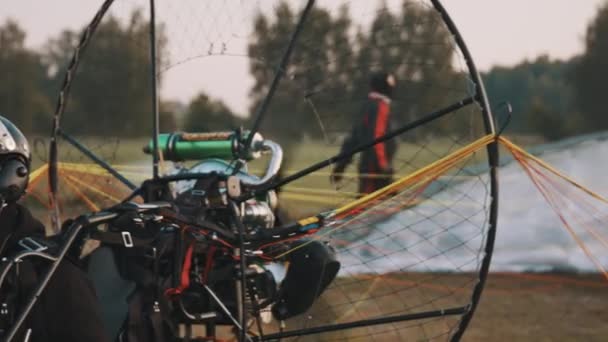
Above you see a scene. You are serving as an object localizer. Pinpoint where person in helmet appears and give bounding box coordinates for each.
[330,72,397,194]
[0,116,110,341]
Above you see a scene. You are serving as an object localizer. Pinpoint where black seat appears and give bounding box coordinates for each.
[88,246,136,340]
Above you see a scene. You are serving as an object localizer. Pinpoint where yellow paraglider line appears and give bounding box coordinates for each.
[282,186,360,198]
[333,134,495,218]
[29,164,49,184]
[279,192,348,205]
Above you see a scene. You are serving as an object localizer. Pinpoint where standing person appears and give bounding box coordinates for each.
[330,72,397,195]
[0,115,110,342]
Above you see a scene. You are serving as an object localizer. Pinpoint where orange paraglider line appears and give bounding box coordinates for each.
[59,170,100,212]
[523,154,608,252]
[26,190,51,209]
[509,148,608,282]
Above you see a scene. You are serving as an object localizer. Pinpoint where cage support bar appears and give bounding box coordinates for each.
[242,0,316,159]
[252,306,468,341]
[48,0,116,233]
[256,96,474,195]
[149,0,161,179]
[58,130,137,190]
[230,202,250,342]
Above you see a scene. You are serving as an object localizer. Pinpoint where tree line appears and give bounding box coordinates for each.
[248,1,464,146]
[1,1,608,142]
[0,10,240,137]
[478,1,608,140]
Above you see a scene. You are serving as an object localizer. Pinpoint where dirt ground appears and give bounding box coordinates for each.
[249,272,608,341]
[465,272,608,342]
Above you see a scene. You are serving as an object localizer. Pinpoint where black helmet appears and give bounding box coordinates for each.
[0,116,31,203]
[370,72,396,98]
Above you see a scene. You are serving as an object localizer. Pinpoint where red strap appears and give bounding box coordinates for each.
[374,101,390,169]
[165,243,194,297]
[201,246,217,284]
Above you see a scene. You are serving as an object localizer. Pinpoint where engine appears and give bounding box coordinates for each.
[136,131,338,335]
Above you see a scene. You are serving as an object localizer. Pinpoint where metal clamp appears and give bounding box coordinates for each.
[191,190,206,197]
[144,247,157,260]
[121,231,134,248]
[18,237,48,252]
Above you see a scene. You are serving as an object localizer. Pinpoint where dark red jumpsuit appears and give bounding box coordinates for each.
[335,92,396,194]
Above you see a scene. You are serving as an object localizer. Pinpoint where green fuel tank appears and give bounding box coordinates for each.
[143,131,262,161]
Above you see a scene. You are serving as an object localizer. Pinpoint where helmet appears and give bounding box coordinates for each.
[0,116,31,203]
[370,71,396,98]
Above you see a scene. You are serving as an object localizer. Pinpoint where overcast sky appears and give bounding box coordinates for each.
[1,0,605,114]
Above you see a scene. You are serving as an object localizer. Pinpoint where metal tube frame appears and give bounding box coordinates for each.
[252,306,468,341]
[429,1,499,341]
[43,0,499,340]
[48,0,116,232]
[149,0,160,179]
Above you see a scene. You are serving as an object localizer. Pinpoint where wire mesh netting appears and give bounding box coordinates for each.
[46,0,497,340]
[25,137,137,230]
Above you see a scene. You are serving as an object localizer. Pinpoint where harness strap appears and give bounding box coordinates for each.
[164,243,194,297]
[126,293,142,342]
[125,292,167,342]
[149,305,166,342]
[90,231,156,248]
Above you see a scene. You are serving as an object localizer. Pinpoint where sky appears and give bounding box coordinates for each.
[1,0,606,115]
